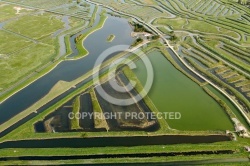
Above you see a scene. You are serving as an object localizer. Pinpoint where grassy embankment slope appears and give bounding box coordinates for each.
[0,139,249,165]
[89,89,109,130]
[70,96,81,130]
[72,9,107,60]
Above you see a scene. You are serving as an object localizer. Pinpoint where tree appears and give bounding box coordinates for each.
[152,35,160,40]
[238,0,248,5]
[170,34,177,41]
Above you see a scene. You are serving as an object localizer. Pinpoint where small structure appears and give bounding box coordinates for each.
[244,146,250,152]
[236,125,246,134]
[143,33,151,37]
[232,118,250,137]
[226,130,237,141]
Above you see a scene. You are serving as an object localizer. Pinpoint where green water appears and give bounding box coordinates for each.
[133,51,234,131]
[206,84,249,130]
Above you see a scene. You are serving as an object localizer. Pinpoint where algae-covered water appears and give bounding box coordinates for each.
[133,51,234,131]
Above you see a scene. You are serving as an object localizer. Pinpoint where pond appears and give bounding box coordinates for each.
[133,51,234,131]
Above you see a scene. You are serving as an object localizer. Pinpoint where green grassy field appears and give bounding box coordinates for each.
[0,10,65,92]
[0,1,92,94]
[4,13,64,40]
[92,0,169,22]
[0,43,55,90]
[154,18,239,38]
[4,0,70,10]
[0,30,32,54]
[0,3,32,22]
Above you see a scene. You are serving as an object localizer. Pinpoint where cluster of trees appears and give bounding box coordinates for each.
[151,35,160,40]
[167,30,178,41]
[170,34,177,41]
[134,23,146,32]
[131,37,143,47]
[130,22,151,33]
[238,0,250,5]
[75,34,84,43]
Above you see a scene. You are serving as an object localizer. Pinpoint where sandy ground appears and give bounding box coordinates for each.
[14,7,23,14]
[13,6,32,14]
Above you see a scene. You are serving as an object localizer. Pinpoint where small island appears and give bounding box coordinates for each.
[106,34,115,42]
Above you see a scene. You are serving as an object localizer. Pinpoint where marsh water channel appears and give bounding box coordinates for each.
[0,135,230,148]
